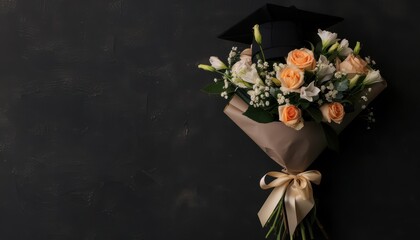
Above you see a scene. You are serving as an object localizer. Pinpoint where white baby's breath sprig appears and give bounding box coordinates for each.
[361,95,368,102]
[248,84,271,108]
[361,107,376,130]
[228,47,239,65]
[334,71,345,79]
[220,91,228,99]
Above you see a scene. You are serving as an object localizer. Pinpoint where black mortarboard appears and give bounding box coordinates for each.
[218,4,343,61]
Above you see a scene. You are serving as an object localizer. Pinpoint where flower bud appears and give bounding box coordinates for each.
[349,74,360,89]
[327,42,339,53]
[198,64,216,72]
[253,24,262,45]
[353,41,361,55]
[209,56,227,70]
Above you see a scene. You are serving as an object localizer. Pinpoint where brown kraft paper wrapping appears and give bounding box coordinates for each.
[223,81,387,173]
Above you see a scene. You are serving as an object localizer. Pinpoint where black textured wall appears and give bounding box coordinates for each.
[0,0,418,239]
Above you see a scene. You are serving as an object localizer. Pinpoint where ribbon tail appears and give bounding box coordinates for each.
[257,184,288,227]
[284,191,298,235]
[284,184,316,236]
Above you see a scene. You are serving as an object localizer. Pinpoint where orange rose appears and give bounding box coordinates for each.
[337,54,368,75]
[277,66,304,91]
[286,48,316,70]
[278,105,304,130]
[320,102,345,124]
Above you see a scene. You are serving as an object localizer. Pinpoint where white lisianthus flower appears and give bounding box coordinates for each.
[209,56,227,70]
[231,57,251,77]
[363,70,383,85]
[316,55,335,82]
[231,58,263,86]
[242,64,263,85]
[337,39,353,57]
[317,29,338,50]
[300,81,321,102]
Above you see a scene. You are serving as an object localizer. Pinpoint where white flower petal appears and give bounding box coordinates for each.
[209,56,227,70]
[300,81,321,102]
[338,39,353,57]
[317,55,336,82]
[363,70,383,85]
[317,29,338,49]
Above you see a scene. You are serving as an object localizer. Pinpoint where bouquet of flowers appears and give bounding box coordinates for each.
[198,10,386,240]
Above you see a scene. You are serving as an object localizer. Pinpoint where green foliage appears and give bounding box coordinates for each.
[304,70,316,84]
[201,81,233,94]
[243,106,276,123]
[335,79,349,92]
[305,107,323,123]
[298,99,310,109]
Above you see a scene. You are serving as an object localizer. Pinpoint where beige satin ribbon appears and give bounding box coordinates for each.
[257,170,321,235]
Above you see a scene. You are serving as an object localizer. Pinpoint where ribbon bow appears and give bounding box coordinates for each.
[257,170,321,235]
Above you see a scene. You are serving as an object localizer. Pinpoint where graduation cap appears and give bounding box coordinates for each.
[218,4,343,61]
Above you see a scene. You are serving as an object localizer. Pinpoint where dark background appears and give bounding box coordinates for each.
[0,0,418,239]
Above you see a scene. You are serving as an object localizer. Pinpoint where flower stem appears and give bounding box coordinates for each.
[306,219,314,240]
[265,198,285,239]
[265,202,280,238]
[315,217,329,240]
[259,44,266,63]
[266,201,281,226]
[300,223,307,240]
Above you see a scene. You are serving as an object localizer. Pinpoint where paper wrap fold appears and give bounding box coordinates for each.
[223,81,387,173]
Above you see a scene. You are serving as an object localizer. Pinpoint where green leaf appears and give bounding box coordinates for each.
[307,41,315,52]
[304,70,315,84]
[201,81,232,94]
[235,88,251,103]
[315,42,323,55]
[335,80,349,91]
[298,99,310,109]
[342,101,355,113]
[321,123,340,153]
[327,51,338,62]
[335,92,343,99]
[243,106,276,123]
[305,107,323,123]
